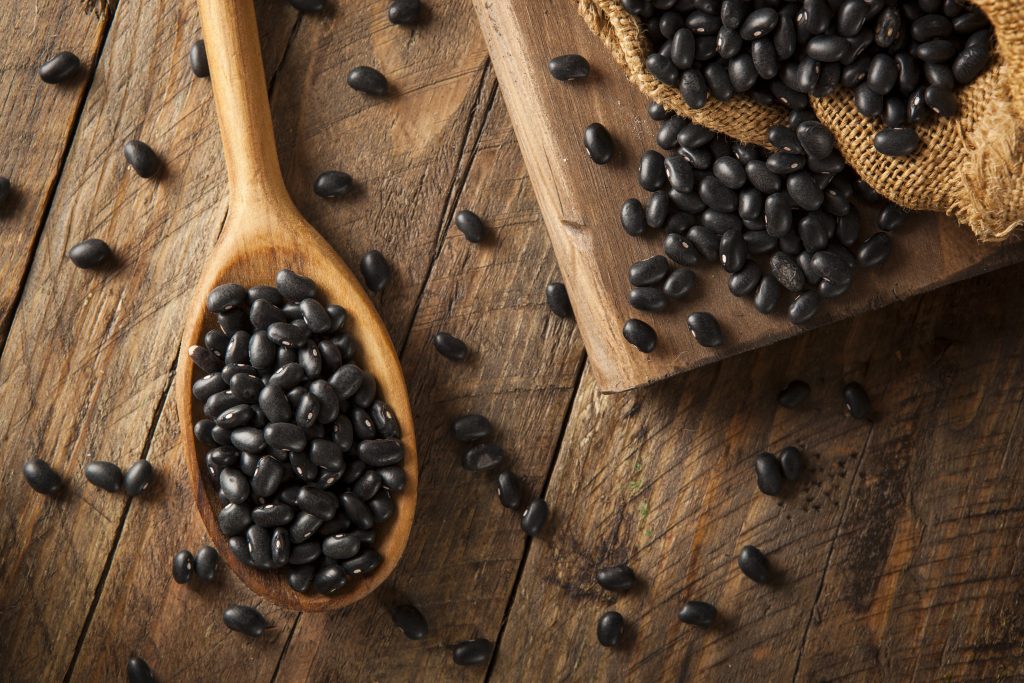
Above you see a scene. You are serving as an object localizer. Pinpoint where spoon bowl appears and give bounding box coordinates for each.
[177,0,416,612]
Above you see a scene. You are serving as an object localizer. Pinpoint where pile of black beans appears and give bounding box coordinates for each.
[189,269,406,596]
[620,106,898,352]
[622,0,994,156]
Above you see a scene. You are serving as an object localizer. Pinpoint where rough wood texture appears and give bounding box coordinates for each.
[179,0,417,612]
[1,0,1023,681]
[489,264,1024,682]
[473,0,1024,392]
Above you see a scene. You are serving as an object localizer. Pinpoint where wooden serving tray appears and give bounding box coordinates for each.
[472,0,1024,392]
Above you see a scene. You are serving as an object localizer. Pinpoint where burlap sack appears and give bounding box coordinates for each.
[579,0,1024,241]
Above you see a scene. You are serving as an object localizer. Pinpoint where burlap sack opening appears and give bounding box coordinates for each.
[579,0,1024,242]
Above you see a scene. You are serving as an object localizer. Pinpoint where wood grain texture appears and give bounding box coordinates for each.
[472,0,1024,392]
[0,0,296,679]
[488,264,1024,682]
[0,2,110,342]
[271,92,585,683]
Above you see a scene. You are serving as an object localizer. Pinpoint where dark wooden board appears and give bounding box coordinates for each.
[473,0,1024,392]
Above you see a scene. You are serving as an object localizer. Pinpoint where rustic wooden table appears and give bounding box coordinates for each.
[1,1,1022,681]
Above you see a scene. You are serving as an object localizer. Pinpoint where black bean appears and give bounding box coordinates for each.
[648,102,670,120]
[388,0,421,25]
[351,407,377,441]
[358,438,405,467]
[548,54,590,81]
[368,493,395,522]
[68,238,113,269]
[23,458,62,495]
[264,422,307,452]
[953,40,990,84]
[288,510,323,544]
[686,311,722,347]
[768,252,804,293]
[347,65,388,95]
[360,250,391,293]
[219,467,250,503]
[274,270,314,302]
[123,460,154,496]
[223,605,269,637]
[620,198,645,236]
[874,127,920,156]
[392,604,428,640]
[843,381,871,419]
[188,545,217,582]
[188,39,210,78]
[788,290,821,325]
[378,466,406,492]
[646,52,679,85]
[329,364,364,399]
[297,486,339,521]
[521,498,548,536]
[288,565,315,592]
[352,470,382,500]
[251,503,293,529]
[738,545,770,583]
[678,600,717,627]
[645,191,670,228]
[452,639,493,666]
[454,209,486,243]
[596,563,637,592]
[218,503,252,536]
[924,84,958,116]
[810,251,853,286]
[126,656,155,683]
[463,443,504,472]
[39,51,80,83]
[290,540,323,565]
[663,267,695,299]
[312,170,354,199]
[755,452,784,496]
[172,549,194,584]
[779,446,803,481]
[679,68,709,108]
[584,123,614,165]
[622,318,657,353]
[494,470,522,509]
[85,461,123,493]
[718,228,747,273]
[343,548,382,575]
[879,203,907,231]
[754,273,781,314]
[728,261,761,297]
[453,414,493,442]
[597,611,625,647]
[432,332,468,361]
[629,286,667,312]
[857,231,891,267]
[777,380,810,408]
[546,282,573,319]
[207,283,246,314]
[123,140,160,179]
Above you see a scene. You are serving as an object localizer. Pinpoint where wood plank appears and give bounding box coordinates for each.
[489,264,1024,681]
[0,2,111,342]
[0,1,297,681]
[270,94,584,682]
[473,0,1024,392]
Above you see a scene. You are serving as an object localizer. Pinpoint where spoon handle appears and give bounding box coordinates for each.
[197,0,287,210]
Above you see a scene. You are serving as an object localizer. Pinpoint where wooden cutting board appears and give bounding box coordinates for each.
[472,0,1024,393]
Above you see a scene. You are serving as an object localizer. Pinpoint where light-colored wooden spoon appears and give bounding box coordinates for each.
[176,0,417,612]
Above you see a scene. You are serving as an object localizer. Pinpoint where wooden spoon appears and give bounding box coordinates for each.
[176,0,417,611]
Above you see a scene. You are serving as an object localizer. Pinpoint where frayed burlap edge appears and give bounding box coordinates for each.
[578,0,1024,242]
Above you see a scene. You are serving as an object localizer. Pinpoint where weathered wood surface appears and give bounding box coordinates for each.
[473,0,1024,392]
[0,0,1021,682]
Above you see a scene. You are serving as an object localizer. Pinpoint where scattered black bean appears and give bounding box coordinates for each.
[686,311,723,347]
[843,381,871,419]
[548,54,590,81]
[39,51,81,84]
[545,282,573,319]
[521,498,548,536]
[454,209,486,243]
[388,0,421,25]
[189,40,209,78]
[23,458,62,495]
[314,171,353,198]
[195,545,219,581]
[779,446,803,481]
[68,238,113,269]
[392,604,428,640]
[857,232,892,267]
[788,290,821,325]
[738,545,770,584]
[126,656,156,683]
[623,318,657,353]
[678,600,717,627]
[584,123,613,164]
[596,563,636,592]
[754,452,784,496]
[777,379,810,408]
[360,250,391,292]
[348,66,388,95]
[85,461,123,493]
[463,443,503,472]
[172,549,194,584]
[496,470,522,509]
[432,332,468,361]
[223,604,269,637]
[123,460,154,496]
[124,140,160,178]
[452,638,493,666]
[452,414,492,442]
[874,127,921,157]
[597,611,625,647]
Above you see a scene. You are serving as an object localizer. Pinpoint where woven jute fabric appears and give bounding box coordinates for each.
[579,0,1024,241]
